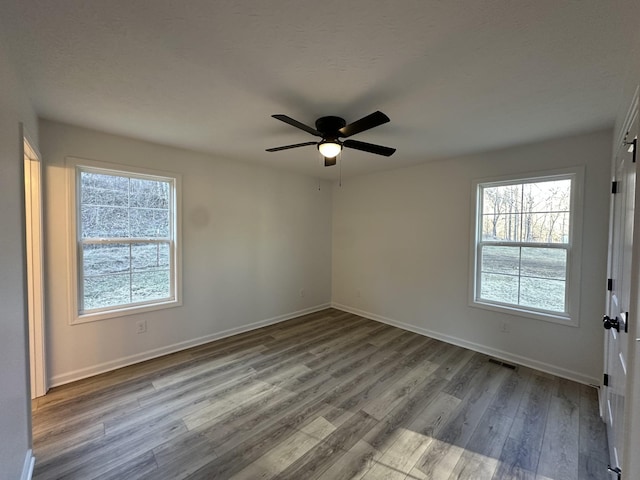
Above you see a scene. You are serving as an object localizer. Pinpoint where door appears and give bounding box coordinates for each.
[603,112,637,478]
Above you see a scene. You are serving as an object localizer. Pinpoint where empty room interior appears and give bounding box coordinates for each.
[2,2,640,479]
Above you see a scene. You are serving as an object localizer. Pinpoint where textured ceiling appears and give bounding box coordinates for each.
[1,1,638,179]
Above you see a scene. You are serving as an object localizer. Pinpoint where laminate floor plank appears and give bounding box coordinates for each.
[181,380,282,430]
[31,309,609,480]
[229,416,336,480]
[363,391,460,480]
[321,343,440,427]
[362,376,451,453]
[487,365,532,418]
[275,410,380,480]
[151,344,267,389]
[146,430,219,480]
[33,381,154,432]
[361,357,437,421]
[97,450,158,480]
[492,375,554,480]
[536,394,580,480]
[315,439,380,480]
[37,417,186,480]
[397,334,435,357]
[33,423,106,464]
[448,409,513,480]
[413,362,509,479]
[307,321,381,358]
[578,385,609,480]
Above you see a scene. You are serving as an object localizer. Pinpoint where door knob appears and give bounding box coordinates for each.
[603,315,620,332]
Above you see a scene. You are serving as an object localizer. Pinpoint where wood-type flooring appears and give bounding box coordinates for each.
[31,309,609,479]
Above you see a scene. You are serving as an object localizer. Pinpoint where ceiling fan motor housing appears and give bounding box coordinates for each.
[315,116,346,140]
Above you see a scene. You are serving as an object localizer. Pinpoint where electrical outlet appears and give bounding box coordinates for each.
[500,320,510,333]
[136,320,147,334]
[299,288,305,298]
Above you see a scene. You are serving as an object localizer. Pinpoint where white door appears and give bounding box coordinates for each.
[603,113,637,479]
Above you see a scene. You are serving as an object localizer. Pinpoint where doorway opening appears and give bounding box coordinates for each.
[23,131,47,399]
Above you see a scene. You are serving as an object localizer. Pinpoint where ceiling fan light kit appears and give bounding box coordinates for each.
[318,141,342,158]
[266,111,396,166]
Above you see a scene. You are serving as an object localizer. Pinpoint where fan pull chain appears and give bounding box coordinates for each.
[339,151,342,187]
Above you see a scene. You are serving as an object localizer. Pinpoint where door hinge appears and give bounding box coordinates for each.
[604,373,609,386]
[612,181,619,194]
[607,465,622,479]
[624,137,636,163]
[607,278,613,291]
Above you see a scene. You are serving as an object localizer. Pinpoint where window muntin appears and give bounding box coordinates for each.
[474,175,576,319]
[71,163,180,321]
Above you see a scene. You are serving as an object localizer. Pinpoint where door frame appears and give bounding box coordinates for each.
[22,125,47,398]
[622,87,640,478]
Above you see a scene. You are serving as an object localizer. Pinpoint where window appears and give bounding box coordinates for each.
[470,168,583,325]
[68,158,181,323]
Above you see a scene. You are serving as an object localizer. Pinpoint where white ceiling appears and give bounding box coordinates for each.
[1,1,638,179]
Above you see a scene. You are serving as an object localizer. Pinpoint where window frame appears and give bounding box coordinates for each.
[469,167,584,327]
[67,157,182,324]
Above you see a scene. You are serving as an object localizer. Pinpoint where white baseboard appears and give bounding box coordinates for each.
[50,303,331,387]
[21,449,35,480]
[333,302,599,386]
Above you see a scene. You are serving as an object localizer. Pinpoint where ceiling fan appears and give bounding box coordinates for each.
[266,111,396,166]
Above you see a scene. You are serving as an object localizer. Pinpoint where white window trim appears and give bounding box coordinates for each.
[468,166,584,327]
[66,156,182,324]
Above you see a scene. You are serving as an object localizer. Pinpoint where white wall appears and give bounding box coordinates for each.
[41,120,332,386]
[332,129,612,384]
[0,40,38,480]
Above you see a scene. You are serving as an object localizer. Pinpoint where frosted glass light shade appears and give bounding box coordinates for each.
[318,141,342,158]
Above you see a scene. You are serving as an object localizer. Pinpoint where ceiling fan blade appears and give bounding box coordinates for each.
[338,111,390,138]
[324,157,337,167]
[266,141,317,152]
[343,139,396,157]
[272,114,322,137]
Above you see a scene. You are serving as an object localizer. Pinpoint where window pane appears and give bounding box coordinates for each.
[130,178,170,209]
[521,247,566,280]
[80,172,128,207]
[130,208,169,237]
[481,213,522,241]
[83,244,130,276]
[81,243,172,310]
[522,180,571,213]
[132,243,170,272]
[520,277,565,312]
[132,270,171,303]
[521,212,570,243]
[480,273,519,305]
[482,184,522,215]
[481,246,520,275]
[83,274,130,310]
[81,205,129,238]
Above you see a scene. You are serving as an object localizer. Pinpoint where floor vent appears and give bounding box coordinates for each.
[488,358,517,370]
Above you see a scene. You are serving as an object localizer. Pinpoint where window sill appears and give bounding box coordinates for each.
[71,298,182,325]
[470,299,578,327]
